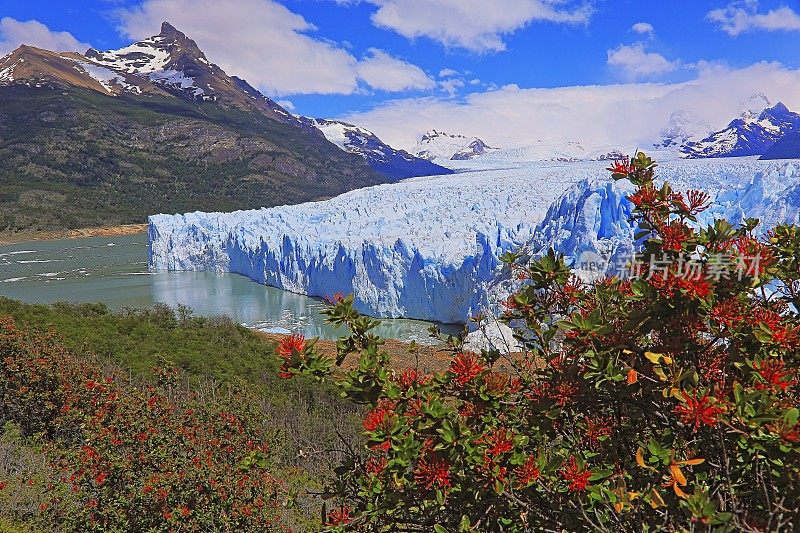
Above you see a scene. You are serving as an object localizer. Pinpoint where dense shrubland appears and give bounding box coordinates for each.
[2,153,799,531]
[0,300,362,531]
[280,153,800,531]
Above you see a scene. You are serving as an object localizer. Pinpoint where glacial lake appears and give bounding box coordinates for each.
[0,234,460,342]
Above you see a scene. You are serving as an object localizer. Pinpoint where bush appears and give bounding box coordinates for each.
[280,153,800,531]
[0,317,285,531]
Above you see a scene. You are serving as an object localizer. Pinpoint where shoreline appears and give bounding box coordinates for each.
[0,224,148,245]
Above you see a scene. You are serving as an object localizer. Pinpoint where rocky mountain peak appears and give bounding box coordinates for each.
[159,21,185,40]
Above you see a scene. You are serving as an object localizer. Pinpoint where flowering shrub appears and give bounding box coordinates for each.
[280,153,800,531]
[0,317,285,531]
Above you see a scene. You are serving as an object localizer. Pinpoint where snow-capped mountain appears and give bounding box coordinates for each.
[412,130,496,161]
[0,22,303,128]
[0,22,387,232]
[301,119,453,180]
[0,44,165,96]
[654,111,712,148]
[681,101,800,158]
[84,22,299,125]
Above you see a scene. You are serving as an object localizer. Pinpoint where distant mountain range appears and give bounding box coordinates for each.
[0,23,394,233]
[654,111,712,149]
[680,96,800,159]
[411,130,497,161]
[300,119,453,181]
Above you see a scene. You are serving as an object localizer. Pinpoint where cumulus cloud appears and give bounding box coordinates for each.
[631,21,654,35]
[356,48,436,91]
[276,99,295,111]
[439,68,460,77]
[607,43,679,78]
[340,62,800,151]
[0,17,91,56]
[358,0,593,52]
[115,0,433,96]
[439,77,465,96]
[708,1,800,35]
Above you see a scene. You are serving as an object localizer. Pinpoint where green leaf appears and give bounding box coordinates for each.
[784,408,799,427]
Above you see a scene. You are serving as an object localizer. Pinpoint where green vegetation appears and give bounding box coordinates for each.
[0,298,363,531]
[282,154,800,531]
[0,86,384,233]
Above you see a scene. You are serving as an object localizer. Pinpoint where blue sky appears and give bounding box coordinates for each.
[1,0,800,146]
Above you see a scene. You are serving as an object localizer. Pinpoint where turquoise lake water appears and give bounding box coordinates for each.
[0,234,459,342]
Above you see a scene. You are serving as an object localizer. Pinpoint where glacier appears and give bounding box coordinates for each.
[149,155,798,325]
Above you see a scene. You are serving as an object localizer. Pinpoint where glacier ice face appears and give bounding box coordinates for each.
[149,156,795,325]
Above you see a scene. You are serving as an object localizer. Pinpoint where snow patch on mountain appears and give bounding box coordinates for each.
[654,111,711,148]
[148,69,205,97]
[304,118,453,180]
[412,130,496,161]
[0,65,14,82]
[86,40,172,74]
[71,60,142,95]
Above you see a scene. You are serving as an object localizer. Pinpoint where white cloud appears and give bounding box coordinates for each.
[356,48,435,91]
[0,17,91,56]
[439,68,459,77]
[607,43,679,78]
[340,62,800,151]
[276,99,295,111]
[439,77,465,96]
[115,0,433,96]
[631,22,654,35]
[469,78,481,85]
[360,0,593,52]
[708,1,800,35]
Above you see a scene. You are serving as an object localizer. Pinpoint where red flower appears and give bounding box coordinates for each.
[95,472,107,485]
[362,404,395,433]
[753,359,796,391]
[674,391,725,431]
[549,380,580,406]
[628,184,659,207]
[698,351,726,384]
[449,353,485,386]
[327,506,352,526]
[768,422,800,444]
[660,221,690,252]
[277,334,306,378]
[687,189,711,214]
[396,368,431,390]
[560,456,592,493]
[677,275,712,299]
[0,481,6,491]
[483,427,515,456]
[180,506,191,517]
[414,456,452,490]
[276,334,306,358]
[370,440,391,452]
[749,307,783,330]
[325,292,346,304]
[514,455,540,487]
[710,299,745,329]
[771,326,799,349]
[366,455,388,477]
[607,158,633,176]
[585,416,613,447]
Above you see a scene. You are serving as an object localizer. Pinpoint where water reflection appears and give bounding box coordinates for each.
[0,234,460,343]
